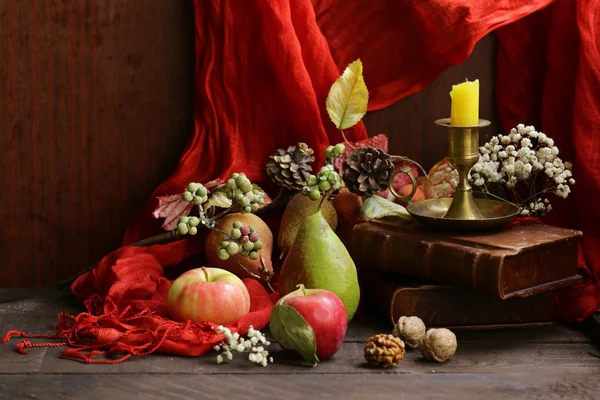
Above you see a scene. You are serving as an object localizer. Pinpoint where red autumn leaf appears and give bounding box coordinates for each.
[203,179,224,192]
[152,179,224,231]
[256,186,273,207]
[354,133,389,153]
[152,194,193,231]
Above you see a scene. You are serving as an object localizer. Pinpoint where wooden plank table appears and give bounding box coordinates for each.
[1,289,599,400]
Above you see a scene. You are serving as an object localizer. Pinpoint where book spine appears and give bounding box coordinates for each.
[500,237,580,297]
[389,286,555,327]
[353,224,502,296]
[359,271,556,328]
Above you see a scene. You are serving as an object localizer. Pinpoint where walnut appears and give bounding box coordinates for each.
[392,316,426,348]
[364,334,405,368]
[419,328,457,363]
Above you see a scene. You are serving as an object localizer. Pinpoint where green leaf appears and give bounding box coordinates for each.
[207,187,232,208]
[326,59,369,130]
[360,195,412,221]
[270,304,319,366]
[251,184,268,200]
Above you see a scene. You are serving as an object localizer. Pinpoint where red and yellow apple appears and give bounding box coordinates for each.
[167,267,250,325]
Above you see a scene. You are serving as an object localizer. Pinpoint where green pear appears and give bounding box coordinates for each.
[278,193,337,257]
[278,210,359,321]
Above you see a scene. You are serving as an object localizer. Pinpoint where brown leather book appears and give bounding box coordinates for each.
[361,272,556,329]
[352,221,582,299]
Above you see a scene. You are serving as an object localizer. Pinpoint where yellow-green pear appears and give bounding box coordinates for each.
[278,210,359,321]
[278,193,337,257]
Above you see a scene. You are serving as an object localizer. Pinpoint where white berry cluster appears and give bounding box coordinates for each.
[213,325,273,367]
[469,124,574,217]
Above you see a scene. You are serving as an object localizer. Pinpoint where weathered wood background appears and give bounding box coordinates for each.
[0,1,498,288]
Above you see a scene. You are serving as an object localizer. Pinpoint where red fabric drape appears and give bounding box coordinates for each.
[7,0,596,361]
[496,0,600,321]
[123,0,556,244]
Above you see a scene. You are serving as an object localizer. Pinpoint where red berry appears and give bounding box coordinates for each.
[249,232,260,242]
[241,236,249,244]
[240,226,250,235]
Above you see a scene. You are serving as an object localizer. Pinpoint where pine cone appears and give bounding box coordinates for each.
[342,147,394,196]
[364,334,405,368]
[266,143,315,191]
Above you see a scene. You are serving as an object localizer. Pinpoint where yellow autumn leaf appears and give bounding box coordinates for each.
[326,59,369,130]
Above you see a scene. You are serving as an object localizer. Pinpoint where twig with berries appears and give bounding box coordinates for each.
[175,176,273,286]
[215,222,264,261]
[176,173,265,236]
[302,144,345,209]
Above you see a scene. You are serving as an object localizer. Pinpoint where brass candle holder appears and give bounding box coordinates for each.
[401,117,520,231]
[436,118,489,220]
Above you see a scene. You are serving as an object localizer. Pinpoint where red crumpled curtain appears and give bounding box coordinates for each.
[496,0,600,321]
[11,0,597,361]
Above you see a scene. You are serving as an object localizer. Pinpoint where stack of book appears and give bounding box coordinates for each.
[352,221,583,329]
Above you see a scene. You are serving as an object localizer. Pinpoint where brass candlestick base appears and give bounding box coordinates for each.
[402,117,519,231]
[435,118,490,220]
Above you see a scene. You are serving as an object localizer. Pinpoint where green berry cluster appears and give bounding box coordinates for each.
[226,173,253,193]
[217,221,264,261]
[301,164,342,201]
[325,143,346,161]
[177,216,201,236]
[182,183,209,206]
[225,173,265,213]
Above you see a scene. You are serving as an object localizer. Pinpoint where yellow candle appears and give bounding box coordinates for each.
[450,79,479,126]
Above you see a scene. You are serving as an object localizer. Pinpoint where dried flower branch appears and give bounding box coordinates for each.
[470,124,575,217]
[213,325,273,367]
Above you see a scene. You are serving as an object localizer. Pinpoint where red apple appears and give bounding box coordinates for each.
[167,267,250,325]
[270,285,347,363]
